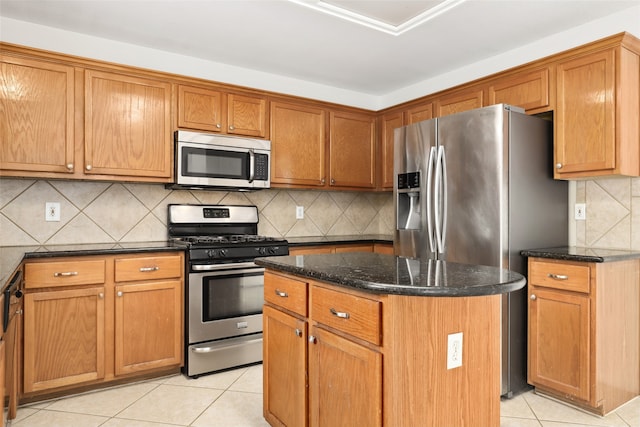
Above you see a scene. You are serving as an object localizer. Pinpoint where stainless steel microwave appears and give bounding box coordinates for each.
[170,130,271,191]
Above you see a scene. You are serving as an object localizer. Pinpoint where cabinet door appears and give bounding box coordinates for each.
[263,305,308,427]
[329,111,376,189]
[405,102,433,124]
[227,93,267,138]
[0,55,75,174]
[178,85,224,132]
[488,67,551,113]
[270,101,327,187]
[114,280,182,375]
[309,327,382,427]
[555,50,615,177]
[435,87,484,117]
[380,112,403,189]
[23,287,105,393]
[528,287,590,401]
[84,69,172,180]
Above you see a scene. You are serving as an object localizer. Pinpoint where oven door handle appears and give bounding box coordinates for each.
[191,262,259,272]
[191,337,263,353]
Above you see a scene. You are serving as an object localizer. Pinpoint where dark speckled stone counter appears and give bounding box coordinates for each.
[286,234,392,247]
[521,246,640,263]
[255,252,525,297]
[0,242,184,289]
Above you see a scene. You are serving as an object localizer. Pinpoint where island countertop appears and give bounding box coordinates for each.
[255,252,525,297]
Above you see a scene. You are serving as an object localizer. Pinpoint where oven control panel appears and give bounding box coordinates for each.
[203,208,230,218]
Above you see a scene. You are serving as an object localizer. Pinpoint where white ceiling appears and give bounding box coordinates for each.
[1,0,638,96]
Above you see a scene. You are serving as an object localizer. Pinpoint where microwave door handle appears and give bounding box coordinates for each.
[248,149,255,183]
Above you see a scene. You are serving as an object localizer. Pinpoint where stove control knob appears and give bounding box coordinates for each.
[207,249,216,258]
[268,247,278,255]
[258,247,267,255]
[219,249,228,257]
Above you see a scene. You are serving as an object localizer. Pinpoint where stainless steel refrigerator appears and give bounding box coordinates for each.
[394,104,568,397]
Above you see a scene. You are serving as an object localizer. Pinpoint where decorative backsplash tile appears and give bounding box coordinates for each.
[0,178,394,246]
[7,176,637,250]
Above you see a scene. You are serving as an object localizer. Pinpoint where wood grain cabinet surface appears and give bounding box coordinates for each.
[22,252,184,399]
[178,85,268,138]
[527,257,640,415]
[554,39,640,178]
[263,270,502,427]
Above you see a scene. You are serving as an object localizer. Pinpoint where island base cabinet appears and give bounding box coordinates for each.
[309,327,382,427]
[263,305,308,427]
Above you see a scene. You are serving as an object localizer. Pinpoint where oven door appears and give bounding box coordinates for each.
[188,263,265,344]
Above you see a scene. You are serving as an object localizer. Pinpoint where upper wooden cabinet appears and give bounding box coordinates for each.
[177,85,268,138]
[434,86,485,117]
[270,100,376,190]
[84,69,173,179]
[270,100,327,187]
[405,102,434,124]
[329,110,376,189]
[379,112,403,190]
[487,67,552,114]
[554,43,640,178]
[0,55,75,174]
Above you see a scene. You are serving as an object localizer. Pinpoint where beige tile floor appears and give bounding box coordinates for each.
[4,363,639,427]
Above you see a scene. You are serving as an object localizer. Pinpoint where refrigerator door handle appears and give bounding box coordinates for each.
[426,146,437,253]
[434,146,447,255]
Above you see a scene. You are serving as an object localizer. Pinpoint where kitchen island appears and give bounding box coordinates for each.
[256,252,525,427]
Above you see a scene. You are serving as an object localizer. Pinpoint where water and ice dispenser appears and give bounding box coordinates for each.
[396,171,421,230]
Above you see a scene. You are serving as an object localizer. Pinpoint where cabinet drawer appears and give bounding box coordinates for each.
[529,260,591,293]
[25,260,106,289]
[264,272,308,317]
[311,285,381,345]
[115,255,182,282]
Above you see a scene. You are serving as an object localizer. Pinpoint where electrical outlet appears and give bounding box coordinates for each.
[447,332,463,369]
[45,202,61,222]
[575,203,586,220]
[296,206,304,219]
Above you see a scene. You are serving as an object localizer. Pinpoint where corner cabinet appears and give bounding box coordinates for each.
[554,39,640,178]
[177,85,268,138]
[22,252,184,398]
[527,257,640,415]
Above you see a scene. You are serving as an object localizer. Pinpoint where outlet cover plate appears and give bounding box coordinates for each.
[45,202,61,222]
[447,332,463,369]
[575,203,586,220]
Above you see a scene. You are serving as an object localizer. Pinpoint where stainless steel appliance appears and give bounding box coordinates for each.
[394,104,568,397]
[169,130,271,191]
[168,204,289,377]
[3,268,23,420]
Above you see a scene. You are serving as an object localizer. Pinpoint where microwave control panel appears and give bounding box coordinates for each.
[255,154,269,181]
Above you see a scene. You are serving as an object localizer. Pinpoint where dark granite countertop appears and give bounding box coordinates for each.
[255,252,525,297]
[521,246,640,263]
[0,242,184,289]
[286,234,393,246]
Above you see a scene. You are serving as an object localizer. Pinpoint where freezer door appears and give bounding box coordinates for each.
[394,118,437,259]
[436,105,508,267]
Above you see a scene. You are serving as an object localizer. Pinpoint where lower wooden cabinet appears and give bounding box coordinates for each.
[527,257,640,415]
[22,252,184,397]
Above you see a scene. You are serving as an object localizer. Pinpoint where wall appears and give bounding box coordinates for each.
[0,178,394,246]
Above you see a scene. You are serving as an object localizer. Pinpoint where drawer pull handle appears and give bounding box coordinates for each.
[295,328,303,337]
[274,289,288,298]
[548,273,568,280]
[139,266,159,272]
[330,308,350,319]
[54,271,78,277]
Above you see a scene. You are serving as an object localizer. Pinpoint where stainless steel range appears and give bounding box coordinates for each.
[168,204,289,377]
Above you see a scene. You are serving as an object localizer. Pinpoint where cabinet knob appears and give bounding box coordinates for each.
[321,178,326,184]
[99,293,104,299]
[530,294,536,300]
[216,123,221,129]
[86,164,93,171]
[66,163,74,171]
[308,335,317,344]
[117,291,123,297]
[229,125,235,131]
[330,179,335,185]
[555,163,563,169]
[295,328,303,337]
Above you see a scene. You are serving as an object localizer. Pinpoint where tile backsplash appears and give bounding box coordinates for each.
[3,176,639,250]
[0,178,395,246]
